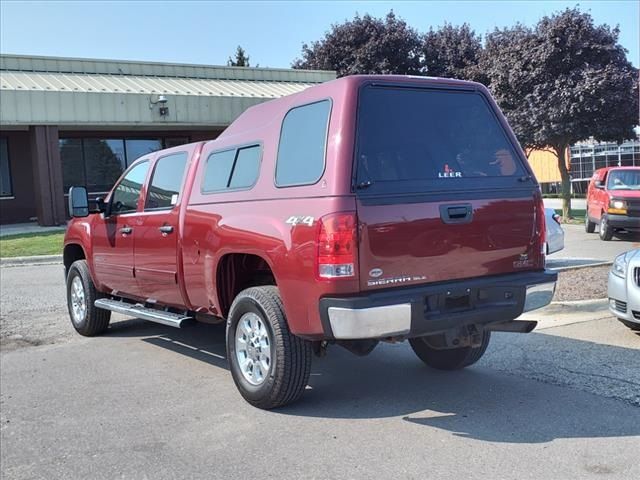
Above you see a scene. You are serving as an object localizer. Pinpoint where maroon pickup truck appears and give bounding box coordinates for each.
[64,75,557,409]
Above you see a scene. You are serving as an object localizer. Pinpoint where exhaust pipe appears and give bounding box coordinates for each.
[487,320,537,333]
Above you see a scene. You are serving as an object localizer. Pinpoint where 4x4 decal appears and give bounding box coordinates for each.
[285,215,315,226]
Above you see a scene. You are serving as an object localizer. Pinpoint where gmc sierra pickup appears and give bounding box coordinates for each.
[64,75,557,409]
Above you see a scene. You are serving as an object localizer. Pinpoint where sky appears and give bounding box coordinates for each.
[1,0,638,68]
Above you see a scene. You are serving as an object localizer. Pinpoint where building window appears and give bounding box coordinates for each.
[126,139,163,164]
[275,100,331,187]
[60,136,185,194]
[164,137,190,149]
[60,139,85,192]
[568,141,640,182]
[84,139,126,192]
[0,138,13,197]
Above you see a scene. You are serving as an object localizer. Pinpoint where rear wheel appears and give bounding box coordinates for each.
[409,331,491,370]
[585,214,596,233]
[226,286,312,409]
[599,214,613,241]
[66,260,111,336]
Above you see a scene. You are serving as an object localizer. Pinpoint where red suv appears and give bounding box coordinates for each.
[64,75,556,409]
[585,167,640,240]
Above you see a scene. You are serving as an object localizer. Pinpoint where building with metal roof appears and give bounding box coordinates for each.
[0,54,335,225]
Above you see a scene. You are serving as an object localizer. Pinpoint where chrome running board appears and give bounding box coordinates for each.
[94,298,191,328]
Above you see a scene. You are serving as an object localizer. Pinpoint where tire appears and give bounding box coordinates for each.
[585,214,596,233]
[409,331,491,371]
[599,214,613,241]
[226,286,312,409]
[66,260,111,336]
[619,319,640,332]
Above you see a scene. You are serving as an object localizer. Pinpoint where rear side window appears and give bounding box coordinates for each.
[146,152,188,210]
[275,100,331,187]
[202,144,261,193]
[111,161,149,214]
[355,86,524,192]
[229,146,261,189]
[202,149,236,192]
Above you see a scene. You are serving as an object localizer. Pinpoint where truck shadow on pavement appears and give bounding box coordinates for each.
[105,318,640,444]
[106,317,229,370]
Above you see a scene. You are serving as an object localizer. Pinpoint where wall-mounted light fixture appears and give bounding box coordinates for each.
[149,94,169,116]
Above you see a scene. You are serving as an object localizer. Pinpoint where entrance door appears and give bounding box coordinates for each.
[92,160,151,298]
[134,151,189,307]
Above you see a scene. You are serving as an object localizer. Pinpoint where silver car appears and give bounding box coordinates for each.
[608,248,640,331]
[545,208,565,255]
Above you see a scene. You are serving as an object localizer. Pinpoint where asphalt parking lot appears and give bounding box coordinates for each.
[551,224,640,262]
[1,263,639,480]
[542,198,640,263]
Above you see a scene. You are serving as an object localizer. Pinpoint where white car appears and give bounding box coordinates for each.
[608,249,640,331]
[545,208,565,255]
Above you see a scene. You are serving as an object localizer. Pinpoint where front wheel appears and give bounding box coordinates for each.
[226,286,312,409]
[585,214,596,233]
[599,214,613,241]
[409,331,491,370]
[66,260,111,336]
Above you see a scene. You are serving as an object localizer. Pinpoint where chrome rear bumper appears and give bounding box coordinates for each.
[328,304,411,339]
[321,270,557,340]
[523,282,556,313]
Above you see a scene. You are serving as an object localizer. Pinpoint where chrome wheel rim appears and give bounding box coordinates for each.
[235,312,272,386]
[70,276,87,324]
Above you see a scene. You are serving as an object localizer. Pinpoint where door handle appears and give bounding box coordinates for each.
[120,226,133,235]
[439,204,473,224]
[159,225,174,235]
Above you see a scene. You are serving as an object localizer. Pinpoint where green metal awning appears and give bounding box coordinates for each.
[0,54,335,127]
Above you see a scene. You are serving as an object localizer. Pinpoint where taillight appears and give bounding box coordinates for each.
[534,191,547,263]
[316,212,358,279]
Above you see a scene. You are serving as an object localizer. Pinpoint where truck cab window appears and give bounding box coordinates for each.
[111,160,149,214]
[146,152,188,209]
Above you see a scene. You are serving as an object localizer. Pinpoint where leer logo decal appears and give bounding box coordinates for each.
[438,163,462,178]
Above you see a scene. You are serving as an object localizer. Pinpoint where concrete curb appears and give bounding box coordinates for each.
[547,259,613,272]
[1,255,63,267]
[0,227,66,238]
[518,298,610,330]
[552,298,608,307]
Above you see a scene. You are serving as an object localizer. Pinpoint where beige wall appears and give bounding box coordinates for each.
[526,148,570,183]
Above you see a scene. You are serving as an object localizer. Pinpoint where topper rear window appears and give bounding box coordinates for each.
[354,86,524,192]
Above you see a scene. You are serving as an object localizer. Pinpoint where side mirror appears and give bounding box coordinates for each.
[68,186,89,217]
[595,180,604,189]
[91,196,106,213]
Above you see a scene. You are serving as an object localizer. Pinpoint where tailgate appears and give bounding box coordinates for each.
[357,194,538,291]
[353,82,543,292]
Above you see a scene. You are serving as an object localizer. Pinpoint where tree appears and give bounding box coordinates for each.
[482,8,638,218]
[228,46,250,67]
[422,23,485,82]
[293,11,422,77]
